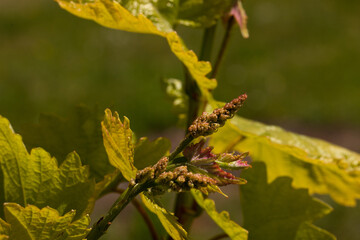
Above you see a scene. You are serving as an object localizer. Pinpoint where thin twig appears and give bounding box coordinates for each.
[115,188,159,240]
[86,183,147,240]
[168,134,194,162]
[209,233,229,240]
[211,17,235,79]
[200,24,217,61]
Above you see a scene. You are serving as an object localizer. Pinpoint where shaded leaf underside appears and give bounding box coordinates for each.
[240,162,336,240]
[134,137,171,169]
[20,106,114,183]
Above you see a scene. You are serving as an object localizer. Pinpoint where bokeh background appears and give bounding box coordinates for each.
[1,0,360,239]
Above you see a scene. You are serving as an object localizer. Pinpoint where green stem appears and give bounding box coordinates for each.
[173,192,203,230]
[184,24,217,132]
[211,16,235,79]
[184,67,201,131]
[171,25,217,236]
[115,188,159,240]
[200,24,217,61]
[86,184,146,240]
[168,134,194,162]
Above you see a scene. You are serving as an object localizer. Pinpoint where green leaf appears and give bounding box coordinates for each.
[191,189,248,240]
[210,115,360,206]
[141,193,187,240]
[0,218,10,238]
[177,0,234,28]
[120,0,178,32]
[240,162,336,240]
[134,137,171,169]
[295,223,336,240]
[55,0,217,98]
[102,109,137,181]
[0,115,95,219]
[1,203,90,240]
[20,106,114,182]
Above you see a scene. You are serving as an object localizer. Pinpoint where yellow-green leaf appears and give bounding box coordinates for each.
[0,218,10,239]
[0,116,95,219]
[101,109,136,181]
[210,115,360,206]
[2,203,90,240]
[191,189,248,240]
[141,193,187,240]
[55,0,217,97]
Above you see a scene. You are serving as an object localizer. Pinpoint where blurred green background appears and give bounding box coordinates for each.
[1,0,360,239]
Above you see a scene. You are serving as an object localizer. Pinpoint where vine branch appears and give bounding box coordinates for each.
[172,25,218,235]
[114,188,159,240]
[86,183,147,240]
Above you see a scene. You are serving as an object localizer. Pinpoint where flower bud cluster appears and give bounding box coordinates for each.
[131,157,169,185]
[183,140,250,186]
[188,94,247,138]
[130,156,217,195]
[153,166,217,194]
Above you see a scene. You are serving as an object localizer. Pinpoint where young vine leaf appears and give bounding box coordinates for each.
[20,106,114,183]
[209,110,360,206]
[0,218,10,239]
[101,109,136,181]
[101,109,190,238]
[295,223,337,240]
[0,203,90,240]
[134,137,171,170]
[141,193,187,240]
[0,116,96,219]
[177,0,234,28]
[240,162,336,240]
[191,189,248,240]
[55,0,217,98]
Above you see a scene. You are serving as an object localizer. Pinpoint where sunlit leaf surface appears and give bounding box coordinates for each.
[0,116,95,219]
[102,109,136,181]
[1,203,90,240]
[141,193,187,240]
[210,114,360,206]
[240,162,336,240]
